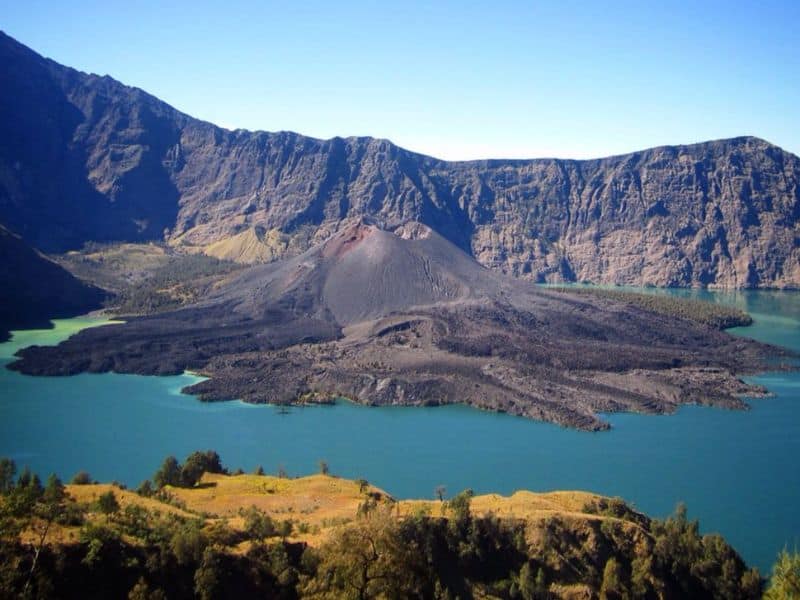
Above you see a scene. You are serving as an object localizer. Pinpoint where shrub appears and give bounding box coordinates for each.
[240,506,276,542]
[97,490,120,515]
[71,471,92,485]
[551,287,752,329]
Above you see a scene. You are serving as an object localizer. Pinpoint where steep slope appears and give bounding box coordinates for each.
[0,225,105,339]
[0,31,798,288]
[11,222,782,430]
[207,220,503,326]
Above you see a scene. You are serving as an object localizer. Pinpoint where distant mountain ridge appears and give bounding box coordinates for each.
[1,31,798,288]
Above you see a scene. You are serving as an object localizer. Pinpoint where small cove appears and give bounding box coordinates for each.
[0,290,798,573]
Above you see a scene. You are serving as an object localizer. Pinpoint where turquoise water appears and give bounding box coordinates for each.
[0,291,798,574]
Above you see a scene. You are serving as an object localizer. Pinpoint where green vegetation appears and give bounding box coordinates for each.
[0,453,781,599]
[240,505,277,542]
[764,548,800,599]
[551,286,753,329]
[107,253,243,315]
[70,471,92,485]
[152,450,226,490]
[96,491,120,515]
[582,496,648,527]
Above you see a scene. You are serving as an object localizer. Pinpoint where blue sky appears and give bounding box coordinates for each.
[2,0,799,160]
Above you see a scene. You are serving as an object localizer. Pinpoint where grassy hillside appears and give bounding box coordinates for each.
[0,453,767,599]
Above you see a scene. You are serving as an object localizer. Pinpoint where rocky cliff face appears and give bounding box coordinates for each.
[1,32,798,288]
[0,225,105,338]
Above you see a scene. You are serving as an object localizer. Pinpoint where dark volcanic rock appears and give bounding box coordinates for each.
[0,32,798,288]
[11,222,785,430]
[0,225,105,339]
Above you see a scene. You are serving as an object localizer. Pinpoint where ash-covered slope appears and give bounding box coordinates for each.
[0,225,105,339]
[11,222,781,430]
[1,31,798,288]
[208,220,505,326]
[9,221,495,373]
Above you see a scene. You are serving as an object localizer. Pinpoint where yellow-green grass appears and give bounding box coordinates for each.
[201,227,288,264]
[18,474,646,549]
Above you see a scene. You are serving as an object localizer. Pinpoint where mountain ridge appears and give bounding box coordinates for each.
[1,31,798,288]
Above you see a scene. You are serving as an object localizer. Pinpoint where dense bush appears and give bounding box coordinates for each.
[108,254,242,315]
[70,471,92,485]
[551,287,753,329]
[153,450,226,489]
[764,548,800,599]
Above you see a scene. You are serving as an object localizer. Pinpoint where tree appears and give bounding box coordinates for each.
[194,546,223,600]
[241,505,276,542]
[300,508,424,599]
[277,520,293,540]
[80,522,121,567]
[153,456,181,489]
[764,548,800,599]
[181,450,224,487]
[71,471,92,485]
[205,519,240,547]
[535,567,547,595]
[0,458,16,493]
[318,460,329,476]
[97,490,120,515]
[266,542,300,589]
[24,473,68,595]
[43,474,65,505]
[136,480,154,497]
[356,479,369,494]
[600,557,627,600]
[435,485,447,502]
[13,467,44,512]
[128,577,167,600]
[516,562,541,599]
[253,465,265,476]
[170,520,207,566]
[630,554,653,597]
[277,465,288,479]
[446,489,473,523]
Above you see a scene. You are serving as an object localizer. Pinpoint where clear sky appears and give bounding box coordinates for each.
[2,0,799,160]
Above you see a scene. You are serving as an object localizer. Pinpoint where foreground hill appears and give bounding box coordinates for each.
[11,221,784,430]
[0,225,105,340]
[0,454,765,599]
[1,31,798,288]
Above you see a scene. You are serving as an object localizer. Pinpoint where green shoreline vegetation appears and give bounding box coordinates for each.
[104,253,243,316]
[548,286,754,330]
[2,451,795,599]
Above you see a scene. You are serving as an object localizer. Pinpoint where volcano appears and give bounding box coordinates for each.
[11,220,779,430]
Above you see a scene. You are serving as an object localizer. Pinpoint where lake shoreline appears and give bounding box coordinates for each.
[1,289,798,572]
